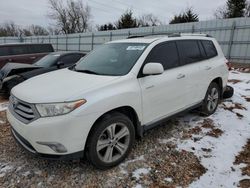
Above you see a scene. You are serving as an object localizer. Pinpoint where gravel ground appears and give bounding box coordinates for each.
[0,70,250,188]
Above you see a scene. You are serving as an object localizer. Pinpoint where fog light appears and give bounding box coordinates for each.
[36,142,67,153]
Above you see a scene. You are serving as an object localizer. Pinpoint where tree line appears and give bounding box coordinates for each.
[0,0,249,37]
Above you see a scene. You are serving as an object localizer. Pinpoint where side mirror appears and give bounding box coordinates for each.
[56,61,64,68]
[143,63,164,75]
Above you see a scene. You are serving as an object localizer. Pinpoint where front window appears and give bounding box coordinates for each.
[74,43,148,76]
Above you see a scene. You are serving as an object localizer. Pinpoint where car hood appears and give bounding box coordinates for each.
[12,68,120,103]
[0,63,41,80]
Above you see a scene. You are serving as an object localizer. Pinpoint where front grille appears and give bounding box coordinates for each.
[9,95,39,124]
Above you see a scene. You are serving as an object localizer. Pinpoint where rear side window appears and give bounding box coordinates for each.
[145,42,179,70]
[201,40,218,58]
[176,40,202,65]
[0,47,10,56]
[30,44,54,54]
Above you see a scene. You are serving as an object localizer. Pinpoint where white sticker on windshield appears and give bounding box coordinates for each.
[126,46,146,51]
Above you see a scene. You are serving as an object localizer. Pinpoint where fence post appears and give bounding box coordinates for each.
[48,35,51,43]
[109,32,112,41]
[91,33,94,50]
[78,34,81,51]
[192,24,195,33]
[66,35,68,51]
[152,27,155,35]
[56,36,58,51]
[227,21,236,60]
[4,37,6,43]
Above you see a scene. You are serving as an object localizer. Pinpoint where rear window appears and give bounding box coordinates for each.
[0,47,10,56]
[30,44,54,53]
[176,40,202,65]
[201,40,217,58]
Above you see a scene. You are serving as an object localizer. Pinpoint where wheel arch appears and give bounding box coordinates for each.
[211,77,223,98]
[84,106,142,151]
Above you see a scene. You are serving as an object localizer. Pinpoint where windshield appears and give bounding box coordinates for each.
[34,54,60,68]
[74,43,148,76]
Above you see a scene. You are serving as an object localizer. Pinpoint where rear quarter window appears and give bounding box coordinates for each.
[201,40,218,58]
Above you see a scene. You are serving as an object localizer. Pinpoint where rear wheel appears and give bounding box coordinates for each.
[201,82,220,116]
[86,112,135,169]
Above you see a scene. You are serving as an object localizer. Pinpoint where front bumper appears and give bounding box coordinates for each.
[11,128,83,160]
[7,108,97,159]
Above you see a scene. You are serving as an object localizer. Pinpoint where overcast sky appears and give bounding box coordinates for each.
[0,0,227,28]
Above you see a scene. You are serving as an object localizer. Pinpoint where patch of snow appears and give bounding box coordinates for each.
[119,155,145,174]
[23,171,31,177]
[0,102,9,112]
[165,177,173,182]
[132,168,151,180]
[134,184,143,188]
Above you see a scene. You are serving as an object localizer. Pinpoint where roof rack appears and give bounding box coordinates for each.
[126,33,212,39]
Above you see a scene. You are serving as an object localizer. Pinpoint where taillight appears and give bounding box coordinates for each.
[225,59,231,70]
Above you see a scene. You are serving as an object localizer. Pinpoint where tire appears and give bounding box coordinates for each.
[85,112,135,169]
[223,85,234,99]
[201,82,220,116]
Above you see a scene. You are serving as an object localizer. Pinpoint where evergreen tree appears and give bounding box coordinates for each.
[116,10,138,29]
[170,8,199,24]
[226,0,246,18]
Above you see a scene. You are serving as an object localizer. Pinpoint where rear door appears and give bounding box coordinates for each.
[139,41,188,125]
[176,40,209,105]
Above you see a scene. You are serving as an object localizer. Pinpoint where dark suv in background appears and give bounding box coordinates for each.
[0,43,54,68]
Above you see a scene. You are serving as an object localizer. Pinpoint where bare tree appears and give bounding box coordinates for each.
[29,25,49,36]
[0,21,20,37]
[246,1,250,17]
[214,6,228,19]
[138,14,162,27]
[48,0,91,34]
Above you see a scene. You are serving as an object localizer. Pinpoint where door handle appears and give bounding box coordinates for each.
[146,85,154,89]
[8,59,12,62]
[30,56,36,59]
[205,66,212,70]
[177,74,185,79]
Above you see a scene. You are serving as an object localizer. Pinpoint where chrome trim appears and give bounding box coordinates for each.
[9,95,40,124]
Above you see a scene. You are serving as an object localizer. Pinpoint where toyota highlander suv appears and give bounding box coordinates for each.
[7,34,229,169]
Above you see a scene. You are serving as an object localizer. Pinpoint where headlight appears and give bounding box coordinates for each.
[36,99,86,117]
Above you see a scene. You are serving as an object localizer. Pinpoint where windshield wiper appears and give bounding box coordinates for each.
[74,69,100,75]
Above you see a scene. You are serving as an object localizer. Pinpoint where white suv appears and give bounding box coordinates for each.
[7,34,229,169]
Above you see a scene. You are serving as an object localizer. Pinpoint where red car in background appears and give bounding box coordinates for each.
[0,43,54,68]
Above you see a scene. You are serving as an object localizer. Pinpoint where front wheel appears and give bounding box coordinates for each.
[201,82,220,116]
[85,112,135,169]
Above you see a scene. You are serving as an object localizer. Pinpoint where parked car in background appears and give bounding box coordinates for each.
[0,43,54,68]
[0,51,85,94]
[7,34,230,169]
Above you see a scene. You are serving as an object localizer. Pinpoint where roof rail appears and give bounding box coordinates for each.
[126,33,212,39]
[127,35,145,39]
[180,33,212,37]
